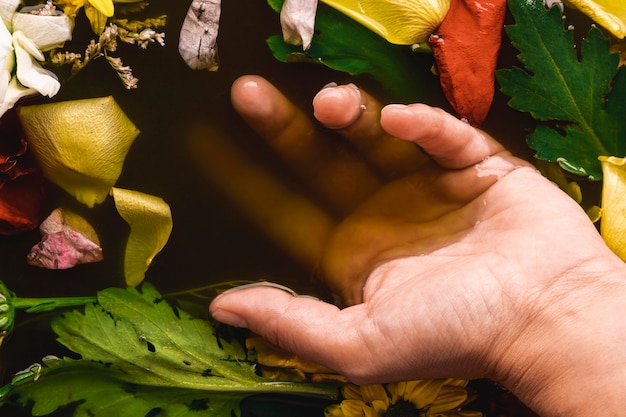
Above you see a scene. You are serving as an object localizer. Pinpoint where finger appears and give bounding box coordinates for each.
[185,122,335,268]
[313,84,430,179]
[209,285,372,382]
[231,75,381,215]
[380,104,506,169]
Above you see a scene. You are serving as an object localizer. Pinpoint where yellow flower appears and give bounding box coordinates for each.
[57,0,113,18]
[56,0,142,33]
[598,156,626,261]
[325,379,482,417]
[246,334,349,383]
[563,0,626,39]
[320,0,451,44]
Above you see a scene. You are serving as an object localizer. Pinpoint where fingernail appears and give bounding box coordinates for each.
[321,81,338,89]
[210,308,249,328]
[216,281,320,302]
[219,281,300,296]
[313,83,364,129]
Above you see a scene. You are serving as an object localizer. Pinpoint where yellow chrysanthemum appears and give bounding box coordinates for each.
[320,0,451,44]
[564,0,626,39]
[324,379,482,417]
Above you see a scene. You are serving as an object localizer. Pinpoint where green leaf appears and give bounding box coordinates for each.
[496,0,626,180]
[9,283,337,416]
[267,1,438,102]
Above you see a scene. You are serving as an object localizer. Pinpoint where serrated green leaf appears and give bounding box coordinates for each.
[267,1,438,102]
[13,357,239,417]
[496,0,625,180]
[9,284,337,416]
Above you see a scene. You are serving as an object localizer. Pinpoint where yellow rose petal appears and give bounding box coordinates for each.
[599,156,626,260]
[320,0,451,44]
[111,187,173,287]
[17,96,139,207]
[564,0,626,39]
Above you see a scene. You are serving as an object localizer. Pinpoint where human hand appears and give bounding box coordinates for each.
[199,76,626,416]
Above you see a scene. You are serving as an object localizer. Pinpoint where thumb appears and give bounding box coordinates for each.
[209,283,371,381]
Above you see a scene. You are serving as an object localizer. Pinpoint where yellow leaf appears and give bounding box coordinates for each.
[599,156,626,260]
[320,0,451,44]
[564,0,626,39]
[17,96,140,207]
[111,187,173,287]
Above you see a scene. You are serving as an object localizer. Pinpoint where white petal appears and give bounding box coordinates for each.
[13,10,73,51]
[280,0,318,50]
[0,19,14,105]
[0,0,19,31]
[0,76,37,118]
[13,31,60,97]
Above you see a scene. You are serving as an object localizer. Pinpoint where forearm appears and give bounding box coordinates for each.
[489,264,626,417]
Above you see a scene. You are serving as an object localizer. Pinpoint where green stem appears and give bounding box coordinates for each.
[11,296,97,313]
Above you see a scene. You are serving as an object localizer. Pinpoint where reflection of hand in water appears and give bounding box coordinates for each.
[194,76,626,417]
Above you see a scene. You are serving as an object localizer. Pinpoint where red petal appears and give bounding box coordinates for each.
[429,0,507,126]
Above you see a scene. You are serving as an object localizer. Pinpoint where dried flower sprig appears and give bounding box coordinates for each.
[111,15,167,32]
[47,17,166,89]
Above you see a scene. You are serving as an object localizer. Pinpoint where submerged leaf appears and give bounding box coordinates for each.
[111,187,173,287]
[17,97,140,207]
[8,283,338,417]
[496,0,626,180]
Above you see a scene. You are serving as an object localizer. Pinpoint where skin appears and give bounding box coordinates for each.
[208,75,626,417]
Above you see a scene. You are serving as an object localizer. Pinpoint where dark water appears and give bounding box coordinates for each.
[1,0,590,415]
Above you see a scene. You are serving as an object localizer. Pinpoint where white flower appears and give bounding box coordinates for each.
[0,1,73,118]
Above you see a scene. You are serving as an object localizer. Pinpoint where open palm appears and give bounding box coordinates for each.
[197,77,625,412]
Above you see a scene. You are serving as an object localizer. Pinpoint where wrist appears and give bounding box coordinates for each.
[488,262,626,417]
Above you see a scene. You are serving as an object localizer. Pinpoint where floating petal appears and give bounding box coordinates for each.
[564,0,626,39]
[17,96,140,207]
[27,208,103,269]
[320,0,451,44]
[280,0,317,49]
[27,230,103,269]
[38,207,100,244]
[111,187,173,287]
[12,31,60,97]
[599,156,626,260]
[12,7,74,51]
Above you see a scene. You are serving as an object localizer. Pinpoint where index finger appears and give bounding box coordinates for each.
[381,104,507,169]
